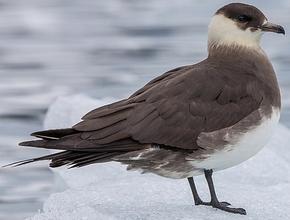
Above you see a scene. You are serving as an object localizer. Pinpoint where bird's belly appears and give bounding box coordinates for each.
[191,108,280,172]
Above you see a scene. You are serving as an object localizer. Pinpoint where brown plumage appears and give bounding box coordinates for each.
[17,44,280,169]
[10,3,285,215]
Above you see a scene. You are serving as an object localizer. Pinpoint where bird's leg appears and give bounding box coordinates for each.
[187,176,218,207]
[187,177,221,206]
[188,171,247,215]
[204,169,247,215]
[187,177,204,205]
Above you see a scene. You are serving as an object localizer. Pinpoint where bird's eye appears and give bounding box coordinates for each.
[237,15,251,22]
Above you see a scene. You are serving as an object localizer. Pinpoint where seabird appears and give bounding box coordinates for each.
[10,3,285,215]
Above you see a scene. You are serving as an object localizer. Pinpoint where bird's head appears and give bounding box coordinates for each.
[208,3,285,51]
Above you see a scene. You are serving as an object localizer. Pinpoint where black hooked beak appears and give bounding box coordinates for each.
[260,22,285,35]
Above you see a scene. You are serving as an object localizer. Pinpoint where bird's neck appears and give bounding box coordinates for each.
[207,43,266,60]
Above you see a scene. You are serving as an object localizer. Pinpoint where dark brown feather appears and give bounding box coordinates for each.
[15,45,280,167]
[6,151,122,168]
[32,128,77,140]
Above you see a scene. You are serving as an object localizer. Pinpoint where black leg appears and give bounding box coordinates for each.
[204,169,247,215]
[187,177,203,205]
[188,176,222,207]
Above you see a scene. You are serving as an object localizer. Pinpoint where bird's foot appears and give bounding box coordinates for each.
[195,200,246,215]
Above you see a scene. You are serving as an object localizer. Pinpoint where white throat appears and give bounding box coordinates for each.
[208,14,264,50]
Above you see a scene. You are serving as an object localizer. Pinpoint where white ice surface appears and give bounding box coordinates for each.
[27,95,290,220]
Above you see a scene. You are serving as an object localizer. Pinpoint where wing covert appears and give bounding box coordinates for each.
[73,64,262,150]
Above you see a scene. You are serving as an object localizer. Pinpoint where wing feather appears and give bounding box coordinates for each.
[20,63,263,154]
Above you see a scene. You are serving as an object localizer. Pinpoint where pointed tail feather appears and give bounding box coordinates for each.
[4,150,123,168]
[3,151,68,167]
[9,128,145,168]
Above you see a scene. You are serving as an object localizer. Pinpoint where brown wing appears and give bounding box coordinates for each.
[73,62,263,150]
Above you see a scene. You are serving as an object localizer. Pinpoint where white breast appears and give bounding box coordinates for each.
[191,108,280,172]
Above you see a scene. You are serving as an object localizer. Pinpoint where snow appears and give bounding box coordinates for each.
[27,95,290,220]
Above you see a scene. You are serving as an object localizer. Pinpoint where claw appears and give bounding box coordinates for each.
[194,200,246,215]
[211,202,247,215]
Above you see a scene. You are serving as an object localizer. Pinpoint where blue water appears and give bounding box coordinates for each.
[0,0,289,219]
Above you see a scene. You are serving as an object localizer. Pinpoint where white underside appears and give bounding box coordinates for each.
[122,108,281,179]
[190,108,280,174]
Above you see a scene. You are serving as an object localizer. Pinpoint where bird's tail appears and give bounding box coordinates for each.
[6,128,144,168]
[5,150,122,168]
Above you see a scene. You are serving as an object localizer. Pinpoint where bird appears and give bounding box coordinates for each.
[9,3,285,215]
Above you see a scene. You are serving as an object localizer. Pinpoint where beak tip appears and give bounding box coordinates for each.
[261,22,285,35]
[278,26,285,35]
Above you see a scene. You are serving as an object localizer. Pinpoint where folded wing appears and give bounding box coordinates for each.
[17,63,263,167]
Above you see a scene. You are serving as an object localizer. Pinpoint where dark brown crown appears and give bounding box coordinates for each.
[216,3,267,30]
